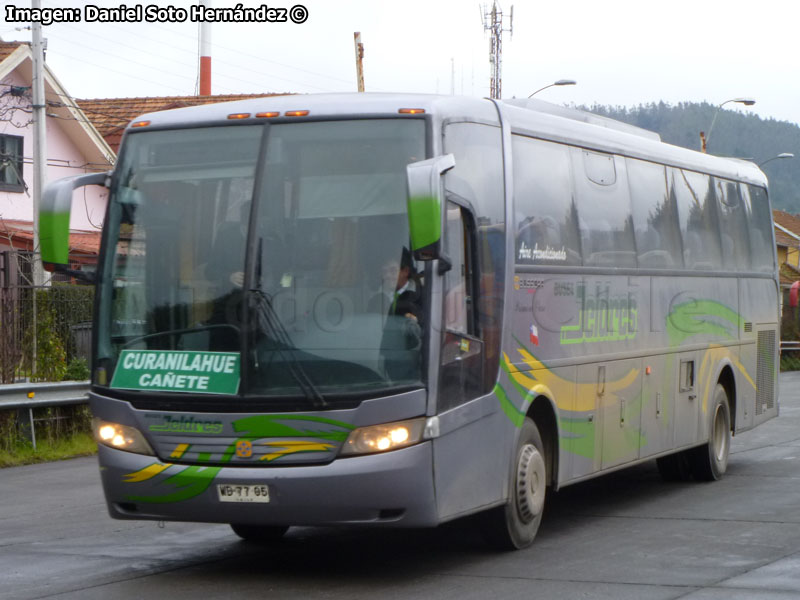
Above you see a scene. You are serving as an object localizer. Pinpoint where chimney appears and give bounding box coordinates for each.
[199,2,211,95]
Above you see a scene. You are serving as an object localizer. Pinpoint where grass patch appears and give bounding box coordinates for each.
[0,404,95,468]
[781,354,800,371]
[0,432,97,468]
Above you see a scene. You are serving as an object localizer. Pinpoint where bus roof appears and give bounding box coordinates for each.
[124,92,767,188]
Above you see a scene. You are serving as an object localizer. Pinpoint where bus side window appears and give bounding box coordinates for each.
[443,201,474,335]
[627,158,683,269]
[439,200,483,410]
[715,178,751,271]
[572,149,637,268]
[672,168,723,270]
[742,184,775,273]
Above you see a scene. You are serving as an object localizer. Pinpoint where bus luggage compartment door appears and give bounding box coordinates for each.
[578,359,643,471]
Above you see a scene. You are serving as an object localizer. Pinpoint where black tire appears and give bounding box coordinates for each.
[691,383,731,481]
[482,418,547,550]
[230,523,289,543]
[656,450,693,482]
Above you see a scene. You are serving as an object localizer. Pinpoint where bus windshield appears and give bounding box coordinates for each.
[97,119,427,403]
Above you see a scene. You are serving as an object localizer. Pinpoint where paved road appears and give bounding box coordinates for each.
[4,374,800,600]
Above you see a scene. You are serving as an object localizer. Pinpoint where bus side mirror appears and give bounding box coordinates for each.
[40,171,109,269]
[406,154,455,262]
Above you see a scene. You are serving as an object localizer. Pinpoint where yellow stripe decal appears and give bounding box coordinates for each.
[124,463,171,483]
[170,444,190,459]
[260,440,334,462]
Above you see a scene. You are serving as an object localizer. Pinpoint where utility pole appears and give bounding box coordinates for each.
[481,2,513,99]
[31,0,47,379]
[31,0,46,287]
[353,32,365,92]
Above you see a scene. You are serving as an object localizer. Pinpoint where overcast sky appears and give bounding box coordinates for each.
[2,0,799,127]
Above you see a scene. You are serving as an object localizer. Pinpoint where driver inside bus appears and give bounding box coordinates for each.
[370,248,423,324]
[370,248,423,382]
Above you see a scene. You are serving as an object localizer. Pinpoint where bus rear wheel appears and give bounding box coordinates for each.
[483,418,547,550]
[230,523,289,543]
[691,384,731,481]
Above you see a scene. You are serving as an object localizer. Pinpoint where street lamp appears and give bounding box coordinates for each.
[758,152,794,167]
[701,97,756,153]
[528,79,577,98]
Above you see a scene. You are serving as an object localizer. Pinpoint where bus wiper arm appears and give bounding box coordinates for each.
[249,288,328,409]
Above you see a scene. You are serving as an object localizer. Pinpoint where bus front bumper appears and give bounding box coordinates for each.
[98,441,439,527]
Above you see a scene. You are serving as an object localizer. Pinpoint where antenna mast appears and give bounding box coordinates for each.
[481,2,513,99]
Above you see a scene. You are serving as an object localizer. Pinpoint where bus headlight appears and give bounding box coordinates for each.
[340,417,429,456]
[92,418,155,455]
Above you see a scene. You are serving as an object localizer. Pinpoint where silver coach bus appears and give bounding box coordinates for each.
[41,94,779,549]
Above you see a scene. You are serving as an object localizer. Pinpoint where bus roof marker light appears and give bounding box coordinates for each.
[399,108,425,114]
[227,113,251,120]
[285,110,310,117]
[256,112,280,118]
[130,120,150,128]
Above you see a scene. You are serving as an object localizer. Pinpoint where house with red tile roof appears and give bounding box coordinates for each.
[773,210,800,289]
[0,40,114,261]
[773,210,800,341]
[76,93,285,152]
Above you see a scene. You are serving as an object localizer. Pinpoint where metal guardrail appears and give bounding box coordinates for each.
[781,341,800,352]
[0,381,90,410]
[0,381,90,450]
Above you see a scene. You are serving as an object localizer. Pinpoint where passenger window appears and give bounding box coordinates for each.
[512,136,581,266]
[715,178,751,271]
[439,201,483,410]
[743,185,775,273]
[572,148,636,267]
[443,122,505,395]
[671,169,723,270]
[443,201,473,335]
[627,158,683,269]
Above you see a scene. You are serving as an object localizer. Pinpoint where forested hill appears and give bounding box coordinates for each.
[582,102,800,212]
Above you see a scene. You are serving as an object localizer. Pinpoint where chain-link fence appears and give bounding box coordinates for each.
[0,250,95,383]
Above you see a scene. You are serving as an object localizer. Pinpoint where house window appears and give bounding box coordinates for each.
[0,134,24,192]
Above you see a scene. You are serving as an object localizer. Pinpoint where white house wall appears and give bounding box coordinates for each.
[0,68,107,232]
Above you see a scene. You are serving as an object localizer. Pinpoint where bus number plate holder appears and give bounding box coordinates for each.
[217,484,270,503]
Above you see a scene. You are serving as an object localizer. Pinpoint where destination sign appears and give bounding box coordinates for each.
[110,350,240,395]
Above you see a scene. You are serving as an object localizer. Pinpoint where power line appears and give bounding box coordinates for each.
[10,12,367,94]
[50,24,331,94]
[144,20,367,89]
[50,49,194,95]
[121,21,352,92]
[56,13,366,92]
[44,31,207,90]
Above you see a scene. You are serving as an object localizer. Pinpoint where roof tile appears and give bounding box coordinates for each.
[0,41,26,62]
[774,210,800,237]
[76,93,287,151]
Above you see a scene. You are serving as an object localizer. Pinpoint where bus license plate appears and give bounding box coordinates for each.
[217,484,270,503]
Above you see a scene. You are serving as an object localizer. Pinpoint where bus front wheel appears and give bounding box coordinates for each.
[691,384,731,481]
[483,418,547,550]
[230,523,289,543]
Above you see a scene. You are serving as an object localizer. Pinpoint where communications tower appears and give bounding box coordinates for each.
[481,2,513,99]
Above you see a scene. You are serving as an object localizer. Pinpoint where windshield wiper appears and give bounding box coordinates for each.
[249,287,328,409]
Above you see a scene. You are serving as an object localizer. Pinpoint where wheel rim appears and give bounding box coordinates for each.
[712,403,729,463]
[516,443,546,523]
